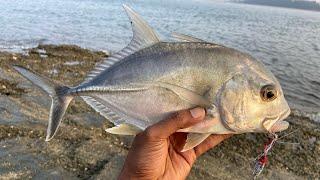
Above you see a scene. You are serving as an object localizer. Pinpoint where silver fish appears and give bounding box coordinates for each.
[13,5,290,151]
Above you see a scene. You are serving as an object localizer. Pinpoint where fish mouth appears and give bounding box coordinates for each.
[262,108,291,133]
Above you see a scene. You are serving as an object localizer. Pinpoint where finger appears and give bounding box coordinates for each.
[145,107,205,139]
[194,134,232,157]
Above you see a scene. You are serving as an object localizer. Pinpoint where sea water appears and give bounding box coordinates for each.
[0,0,319,118]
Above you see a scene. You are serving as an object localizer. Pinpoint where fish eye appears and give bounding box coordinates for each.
[260,85,277,101]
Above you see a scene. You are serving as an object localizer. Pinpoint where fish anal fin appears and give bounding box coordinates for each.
[181,133,211,152]
[106,124,142,135]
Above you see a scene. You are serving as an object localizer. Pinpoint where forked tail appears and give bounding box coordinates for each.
[13,65,74,141]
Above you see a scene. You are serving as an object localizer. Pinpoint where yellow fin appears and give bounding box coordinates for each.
[105,124,142,135]
[181,133,211,152]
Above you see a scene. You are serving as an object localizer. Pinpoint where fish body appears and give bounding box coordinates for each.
[13,5,290,151]
[80,42,244,128]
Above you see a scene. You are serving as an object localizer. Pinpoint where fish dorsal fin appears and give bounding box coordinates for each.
[171,32,206,42]
[123,4,160,47]
[83,5,160,83]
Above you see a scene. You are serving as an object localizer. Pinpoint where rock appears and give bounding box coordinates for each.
[64,61,82,66]
[0,138,76,179]
[93,155,126,180]
[245,133,257,142]
[0,45,319,179]
[309,137,317,145]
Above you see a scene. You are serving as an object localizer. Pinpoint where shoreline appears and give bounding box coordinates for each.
[1,43,318,120]
[0,44,319,179]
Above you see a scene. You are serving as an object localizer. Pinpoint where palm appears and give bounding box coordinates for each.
[163,133,198,179]
[122,133,193,179]
[119,108,231,180]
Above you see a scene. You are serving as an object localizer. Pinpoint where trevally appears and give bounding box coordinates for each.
[13,5,290,151]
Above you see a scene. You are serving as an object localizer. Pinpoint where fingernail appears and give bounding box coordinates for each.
[190,107,204,118]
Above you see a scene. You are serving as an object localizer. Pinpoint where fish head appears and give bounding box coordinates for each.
[217,61,290,134]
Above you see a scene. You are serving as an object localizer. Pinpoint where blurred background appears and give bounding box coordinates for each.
[0,0,319,116]
[0,0,319,179]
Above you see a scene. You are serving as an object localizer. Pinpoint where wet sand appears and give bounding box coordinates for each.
[0,45,319,179]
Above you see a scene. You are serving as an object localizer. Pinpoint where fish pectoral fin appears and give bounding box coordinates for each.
[154,82,210,107]
[182,133,211,152]
[105,124,142,135]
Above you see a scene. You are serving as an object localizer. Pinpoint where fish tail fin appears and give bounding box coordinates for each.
[13,65,74,141]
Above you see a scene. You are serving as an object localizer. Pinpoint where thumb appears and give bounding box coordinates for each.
[144,107,205,139]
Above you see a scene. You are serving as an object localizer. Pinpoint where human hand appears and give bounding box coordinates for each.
[118,107,232,180]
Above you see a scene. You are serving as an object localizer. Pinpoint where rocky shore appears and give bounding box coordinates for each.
[0,45,319,179]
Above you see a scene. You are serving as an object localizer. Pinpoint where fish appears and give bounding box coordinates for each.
[13,5,291,151]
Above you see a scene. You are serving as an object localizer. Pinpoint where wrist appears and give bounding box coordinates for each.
[118,166,134,180]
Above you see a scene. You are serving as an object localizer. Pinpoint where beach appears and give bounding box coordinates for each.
[0,45,319,179]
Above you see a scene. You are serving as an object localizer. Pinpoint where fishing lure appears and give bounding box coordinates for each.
[253,133,278,178]
[253,129,298,178]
